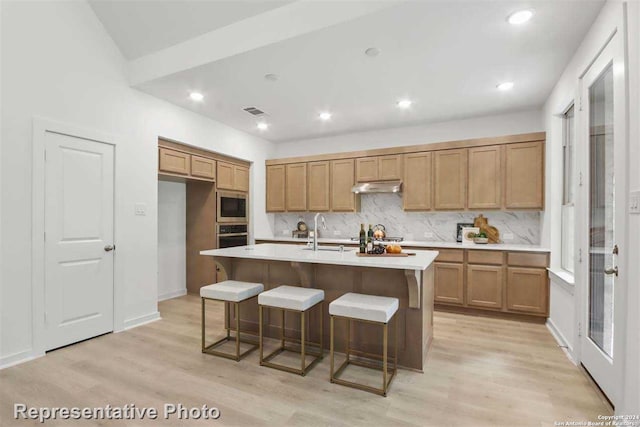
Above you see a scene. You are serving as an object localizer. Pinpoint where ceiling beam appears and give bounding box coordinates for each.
[128,0,402,87]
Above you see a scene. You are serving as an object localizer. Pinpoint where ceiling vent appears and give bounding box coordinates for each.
[243,107,265,116]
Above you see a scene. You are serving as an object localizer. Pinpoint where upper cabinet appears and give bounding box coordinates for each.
[307,161,330,212]
[504,141,544,209]
[356,155,402,182]
[434,149,467,210]
[266,165,286,212]
[285,163,307,211]
[191,155,216,180]
[403,152,432,211]
[331,159,357,212]
[217,161,249,192]
[159,148,191,176]
[468,145,502,209]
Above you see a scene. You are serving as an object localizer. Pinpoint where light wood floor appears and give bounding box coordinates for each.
[1,295,611,426]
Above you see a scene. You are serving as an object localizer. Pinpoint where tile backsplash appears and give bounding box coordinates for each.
[272,193,540,244]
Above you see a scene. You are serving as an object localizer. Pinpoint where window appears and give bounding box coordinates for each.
[561,105,575,273]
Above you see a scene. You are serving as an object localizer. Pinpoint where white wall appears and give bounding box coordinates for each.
[0,0,275,367]
[157,181,186,301]
[273,109,543,158]
[542,0,639,413]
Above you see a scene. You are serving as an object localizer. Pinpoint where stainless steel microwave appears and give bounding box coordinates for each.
[217,191,247,223]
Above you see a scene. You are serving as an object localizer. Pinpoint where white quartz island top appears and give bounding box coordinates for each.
[201,243,438,271]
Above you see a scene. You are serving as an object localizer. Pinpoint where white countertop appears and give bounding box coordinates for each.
[254,236,550,253]
[201,243,438,271]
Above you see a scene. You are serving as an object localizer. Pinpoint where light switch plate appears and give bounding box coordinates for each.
[423,231,434,239]
[503,232,514,241]
[134,203,146,216]
[282,230,289,235]
[630,190,640,214]
[333,230,342,236]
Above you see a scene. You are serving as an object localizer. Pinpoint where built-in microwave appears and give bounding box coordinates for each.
[217,191,247,223]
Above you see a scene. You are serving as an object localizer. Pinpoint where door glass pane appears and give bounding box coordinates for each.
[588,64,614,358]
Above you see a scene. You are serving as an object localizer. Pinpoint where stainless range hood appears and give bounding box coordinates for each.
[351,180,402,194]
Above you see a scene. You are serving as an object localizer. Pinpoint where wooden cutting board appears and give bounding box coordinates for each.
[355,252,415,257]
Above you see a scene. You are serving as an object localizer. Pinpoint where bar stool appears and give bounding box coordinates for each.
[258,285,324,376]
[200,280,264,361]
[329,292,399,396]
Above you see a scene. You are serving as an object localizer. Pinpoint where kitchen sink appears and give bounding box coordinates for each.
[301,246,347,252]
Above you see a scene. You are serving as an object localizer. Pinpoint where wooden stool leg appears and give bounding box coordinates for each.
[346,318,350,362]
[201,298,205,352]
[319,302,323,358]
[330,316,335,381]
[225,301,230,338]
[300,310,306,374]
[281,309,285,349]
[394,314,398,373]
[383,323,388,396]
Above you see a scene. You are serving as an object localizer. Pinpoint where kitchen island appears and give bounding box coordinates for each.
[200,243,438,371]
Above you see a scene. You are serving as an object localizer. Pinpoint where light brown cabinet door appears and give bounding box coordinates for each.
[378,155,402,181]
[434,149,467,210]
[467,265,503,309]
[266,165,286,212]
[234,165,249,192]
[434,262,464,305]
[403,152,432,210]
[216,161,234,190]
[190,155,215,180]
[307,161,330,211]
[159,148,190,175]
[468,145,502,209]
[506,267,548,315]
[504,141,544,209]
[356,157,378,182]
[285,163,307,211]
[331,159,357,212]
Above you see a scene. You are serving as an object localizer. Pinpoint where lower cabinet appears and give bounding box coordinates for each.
[466,265,503,309]
[434,262,464,305]
[506,267,548,315]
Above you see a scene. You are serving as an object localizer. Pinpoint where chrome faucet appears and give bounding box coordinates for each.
[313,213,326,251]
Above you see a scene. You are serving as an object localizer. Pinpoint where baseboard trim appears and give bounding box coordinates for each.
[546,318,577,364]
[158,289,187,302]
[123,311,161,331]
[0,349,44,370]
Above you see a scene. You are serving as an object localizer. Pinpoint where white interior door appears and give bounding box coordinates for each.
[44,131,115,351]
[579,33,626,405]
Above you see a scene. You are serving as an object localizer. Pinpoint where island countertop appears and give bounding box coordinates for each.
[200,243,438,271]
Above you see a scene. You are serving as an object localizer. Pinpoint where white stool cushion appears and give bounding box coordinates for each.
[200,280,264,302]
[329,293,399,323]
[258,285,324,311]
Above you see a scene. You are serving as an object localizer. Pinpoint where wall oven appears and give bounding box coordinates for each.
[217,191,247,223]
[217,224,248,248]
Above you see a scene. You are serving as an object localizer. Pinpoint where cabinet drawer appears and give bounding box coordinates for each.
[508,252,549,268]
[468,250,503,265]
[433,249,464,263]
[190,155,215,180]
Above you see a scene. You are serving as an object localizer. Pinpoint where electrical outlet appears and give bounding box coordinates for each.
[630,191,640,214]
[333,230,342,236]
[423,231,434,239]
[503,232,514,241]
[282,230,289,235]
[134,203,146,216]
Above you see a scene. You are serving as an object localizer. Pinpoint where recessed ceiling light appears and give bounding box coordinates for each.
[257,122,269,131]
[365,47,380,57]
[319,112,332,121]
[264,73,279,82]
[189,92,204,101]
[397,99,412,109]
[507,10,533,25]
[497,82,514,91]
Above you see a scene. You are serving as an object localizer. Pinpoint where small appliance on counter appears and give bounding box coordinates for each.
[292,218,309,238]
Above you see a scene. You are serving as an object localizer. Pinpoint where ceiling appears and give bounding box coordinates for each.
[92,0,604,143]
[89,0,293,59]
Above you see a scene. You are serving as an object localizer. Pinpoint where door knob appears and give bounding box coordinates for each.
[604,266,618,276]
[104,245,115,252]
